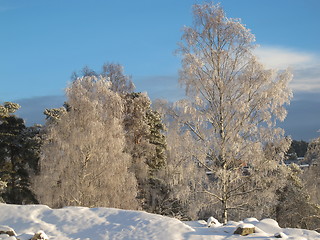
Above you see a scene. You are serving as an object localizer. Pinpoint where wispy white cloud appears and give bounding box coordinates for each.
[255,46,315,69]
[255,46,320,93]
[291,66,320,92]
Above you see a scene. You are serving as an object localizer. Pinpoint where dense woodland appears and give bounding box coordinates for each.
[1,2,319,232]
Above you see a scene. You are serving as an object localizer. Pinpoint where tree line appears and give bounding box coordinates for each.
[1,2,319,231]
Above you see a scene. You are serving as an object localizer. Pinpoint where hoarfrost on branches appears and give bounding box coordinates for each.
[173,2,293,223]
[34,75,138,210]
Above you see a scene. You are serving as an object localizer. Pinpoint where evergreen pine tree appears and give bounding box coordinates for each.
[145,109,167,172]
[123,92,167,211]
[0,102,40,204]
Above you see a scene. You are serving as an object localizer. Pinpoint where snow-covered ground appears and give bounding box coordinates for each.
[0,203,319,240]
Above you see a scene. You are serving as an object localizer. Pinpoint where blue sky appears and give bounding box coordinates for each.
[1,0,320,140]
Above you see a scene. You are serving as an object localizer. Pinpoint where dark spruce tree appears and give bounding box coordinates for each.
[287,140,309,161]
[123,92,167,212]
[145,109,167,172]
[0,102,41,204]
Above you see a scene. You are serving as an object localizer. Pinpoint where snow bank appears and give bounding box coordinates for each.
[0,204,193,240]
[0,203,320,240]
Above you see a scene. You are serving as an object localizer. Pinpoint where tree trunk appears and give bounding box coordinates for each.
[222,199,228,224]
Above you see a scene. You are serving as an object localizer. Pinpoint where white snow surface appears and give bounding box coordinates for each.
[207,216,222,227]
[0,203,320,240]
[236,223,255,229]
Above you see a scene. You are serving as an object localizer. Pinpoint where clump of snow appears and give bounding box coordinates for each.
[0,226,15,234]
[236,223,255,229]
[0,203,320,240]
[243,217,259,224]
[274,232,289,239]
[0,236,16,240]
[32,230,49,240]
[207,216,222,227]
[0,225,16,238]
[0,226,49,240]
[255,218,282,234]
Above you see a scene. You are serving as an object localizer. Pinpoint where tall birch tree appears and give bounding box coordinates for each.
[176,3,292,222]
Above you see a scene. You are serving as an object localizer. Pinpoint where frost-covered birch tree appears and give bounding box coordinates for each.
[34,76,138,209]
[276,163,320,231]
[72,63,135,94]
[72,63,167,211]
[175,3,292,222]
[161,116,210,219]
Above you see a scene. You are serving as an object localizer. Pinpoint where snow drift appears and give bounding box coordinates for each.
[0,203,320,240]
